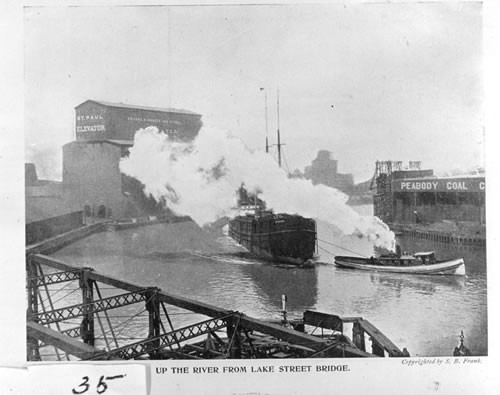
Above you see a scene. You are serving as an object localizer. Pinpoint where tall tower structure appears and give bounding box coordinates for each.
[63,100,202,219]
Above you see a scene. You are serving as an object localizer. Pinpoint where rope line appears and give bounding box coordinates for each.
[318,245,335,258]
[281,150,291,175]
[93,295,153,341]
[317,238,368,258]
[103,291,158,342]
[36,281,74,303]
[39,286,81,307]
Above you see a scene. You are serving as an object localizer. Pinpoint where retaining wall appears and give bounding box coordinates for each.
[26,211,84,245]
[26,222,108,256]
[391,224,486,247]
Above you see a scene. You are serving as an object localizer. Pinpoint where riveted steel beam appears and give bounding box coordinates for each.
[27,321,105,360]
[90,314,234,360]
[29,289,156,325]
[27,269,84,288]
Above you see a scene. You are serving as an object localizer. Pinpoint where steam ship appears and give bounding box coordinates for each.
[228,90,317,267]
[228,206,317,267]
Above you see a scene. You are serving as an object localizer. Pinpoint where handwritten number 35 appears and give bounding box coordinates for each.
[72,375,108,394]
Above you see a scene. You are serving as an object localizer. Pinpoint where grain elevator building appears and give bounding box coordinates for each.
[63,100,202,219]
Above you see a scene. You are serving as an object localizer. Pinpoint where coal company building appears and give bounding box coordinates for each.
[373,162,485,226]
[62,100,202,219]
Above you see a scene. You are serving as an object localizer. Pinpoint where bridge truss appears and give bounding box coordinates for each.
[26,254,404,361]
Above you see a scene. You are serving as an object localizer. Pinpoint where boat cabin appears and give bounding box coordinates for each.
[375,251,437,266]
[378,255,416,266]
[413,252,436,264]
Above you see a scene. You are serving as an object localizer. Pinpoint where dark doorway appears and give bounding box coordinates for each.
[97,205,106,218]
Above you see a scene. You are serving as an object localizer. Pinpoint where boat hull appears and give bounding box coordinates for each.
[334,257,465,276]
[229,213,316,267]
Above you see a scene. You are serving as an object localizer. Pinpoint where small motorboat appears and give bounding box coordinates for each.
[334,251,465,276]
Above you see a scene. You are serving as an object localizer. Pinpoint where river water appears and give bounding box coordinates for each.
[52,208,487,358]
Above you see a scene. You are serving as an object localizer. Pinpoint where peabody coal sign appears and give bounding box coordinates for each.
[393,177,485,193]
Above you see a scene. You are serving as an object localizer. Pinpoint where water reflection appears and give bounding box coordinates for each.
[239,262,318,317]
[367,271,466,296]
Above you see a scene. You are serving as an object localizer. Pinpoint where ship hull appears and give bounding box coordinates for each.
[228,213,316,266]
[334,256,465,276]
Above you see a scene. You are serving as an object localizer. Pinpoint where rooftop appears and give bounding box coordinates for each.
[396,174,485,182]
[76,99,201,116]
[64,139,134,148]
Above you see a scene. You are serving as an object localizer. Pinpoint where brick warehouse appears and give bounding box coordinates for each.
[373,161,485,226]
[62,100,203,219]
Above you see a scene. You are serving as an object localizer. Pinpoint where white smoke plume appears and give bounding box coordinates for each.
[120,126,395,249]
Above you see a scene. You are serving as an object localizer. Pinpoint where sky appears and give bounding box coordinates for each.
[24,2,483,182]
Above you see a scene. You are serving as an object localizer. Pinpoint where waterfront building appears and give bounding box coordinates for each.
[63,100,202,219]
[373,161,485,226]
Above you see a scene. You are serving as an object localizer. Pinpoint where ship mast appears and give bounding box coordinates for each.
[276,89,282,168]
[262,87,284,168]
[261,87,269,154]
